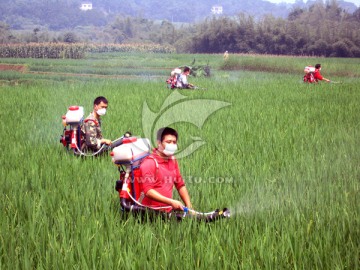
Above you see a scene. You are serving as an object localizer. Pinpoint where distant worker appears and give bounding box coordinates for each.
[223,50,229,60]
[81,96,112,152]
[176,67,195,89]
[314,64,331,83]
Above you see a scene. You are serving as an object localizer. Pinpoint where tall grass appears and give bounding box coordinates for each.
[0,54,359,269]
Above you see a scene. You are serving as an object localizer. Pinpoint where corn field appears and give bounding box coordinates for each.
[0,43,175,59]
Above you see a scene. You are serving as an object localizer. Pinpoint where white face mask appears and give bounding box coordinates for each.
[163,143,177,156]
[97,108,106,116]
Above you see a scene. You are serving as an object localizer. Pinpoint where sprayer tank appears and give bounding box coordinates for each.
[111,138,151,166]
[65,106,84,125]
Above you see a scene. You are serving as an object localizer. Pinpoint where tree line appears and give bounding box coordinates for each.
[185,2,360,57]
[1,1,360,57]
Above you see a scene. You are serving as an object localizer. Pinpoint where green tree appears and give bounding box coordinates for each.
[352,7,360,23]
[350,46,360,57]
[159,20,175,45]
[63,32,79,43]
[307,39,328,56]
[0,21,15,43]
[288,7,304,21]
[332,40,352,57]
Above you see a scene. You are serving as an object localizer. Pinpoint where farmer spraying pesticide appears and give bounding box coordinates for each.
[81,96,112,153]
[111,127,230,222]
[139,127,192,211]
[166,66,207,90]
[303,64,335,83]
[60,96,132,157]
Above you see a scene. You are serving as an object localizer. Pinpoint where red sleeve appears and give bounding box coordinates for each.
[314,71,323,80]
[140,158,157,195]
[174,160,185,190]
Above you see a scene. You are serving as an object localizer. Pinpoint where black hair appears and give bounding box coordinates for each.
[157,127,178,142]
[183,66,191,73]
[315,64,321,69]
[93,96,108,106]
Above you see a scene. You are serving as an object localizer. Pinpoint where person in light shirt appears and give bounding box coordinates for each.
[176,67,195,89]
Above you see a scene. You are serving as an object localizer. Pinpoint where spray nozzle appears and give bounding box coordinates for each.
[182,207,188,218]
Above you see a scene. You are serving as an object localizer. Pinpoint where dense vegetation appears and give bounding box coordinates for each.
[0,53,359,269]
[0,43,175,59]
[186,3,360,57]
[0,1,360,56]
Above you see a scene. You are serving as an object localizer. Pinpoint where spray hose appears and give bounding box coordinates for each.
[124,185,172,211]
[74,132,132,157]
[74,143,108,157]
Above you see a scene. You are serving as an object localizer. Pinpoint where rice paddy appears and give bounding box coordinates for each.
[0,53,359,269]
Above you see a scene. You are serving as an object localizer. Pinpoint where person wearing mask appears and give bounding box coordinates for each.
[140,127,192,211]
[81,96,112,152]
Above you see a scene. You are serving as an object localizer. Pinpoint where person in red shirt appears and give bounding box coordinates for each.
[140,127,192,212]
[314,64,331,83]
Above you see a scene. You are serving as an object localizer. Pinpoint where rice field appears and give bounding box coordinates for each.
[0,53,359,269]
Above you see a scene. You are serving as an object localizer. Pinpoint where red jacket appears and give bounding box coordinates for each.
[314,69,324,81]
[140,149,185,209]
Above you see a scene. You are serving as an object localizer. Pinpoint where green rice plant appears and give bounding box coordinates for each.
[0,54,359,269]
[218,53,360,78]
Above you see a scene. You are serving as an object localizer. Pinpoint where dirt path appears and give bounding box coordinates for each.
[0,64,165,79]
[0,64,28,72]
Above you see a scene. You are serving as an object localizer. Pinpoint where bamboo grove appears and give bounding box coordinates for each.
[185,3,360,57]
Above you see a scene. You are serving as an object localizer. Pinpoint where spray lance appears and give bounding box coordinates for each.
[181,207,230,222]
[72,131,134,157]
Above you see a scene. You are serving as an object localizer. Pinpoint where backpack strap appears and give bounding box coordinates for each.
[84,118,99,126]
[146,155,159,177]
[137,155,159,203]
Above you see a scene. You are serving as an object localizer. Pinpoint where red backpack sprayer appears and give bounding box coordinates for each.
[110,137,230,222]
[60,105,84,154]
[303,66,316,83]
[166,68,182,89]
